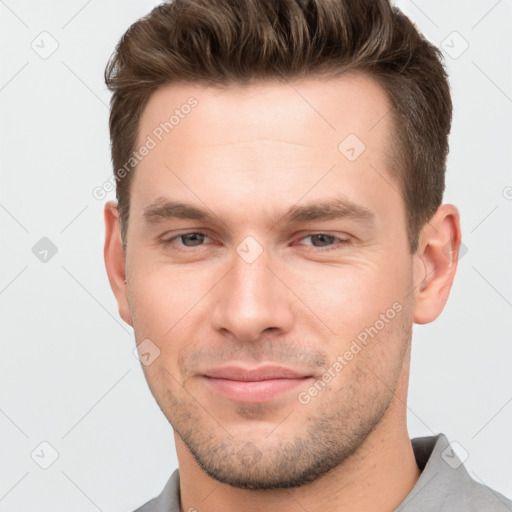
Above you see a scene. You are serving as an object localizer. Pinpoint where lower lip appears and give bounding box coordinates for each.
[203,376,310,403]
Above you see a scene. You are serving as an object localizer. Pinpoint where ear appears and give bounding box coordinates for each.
[104,201,132,326]
[413,204,461,324]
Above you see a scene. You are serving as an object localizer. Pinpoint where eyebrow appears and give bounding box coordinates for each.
[143,198,215,224]
[141,196,375,226]
[281,199,375,224]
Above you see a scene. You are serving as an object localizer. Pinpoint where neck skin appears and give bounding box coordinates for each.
[175,347,420,512]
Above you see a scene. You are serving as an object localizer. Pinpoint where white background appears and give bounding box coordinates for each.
[1,1,511,511]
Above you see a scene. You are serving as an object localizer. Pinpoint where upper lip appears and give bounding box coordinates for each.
[203,365,309,381]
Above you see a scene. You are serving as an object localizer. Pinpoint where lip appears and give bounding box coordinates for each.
[201,365,312,403]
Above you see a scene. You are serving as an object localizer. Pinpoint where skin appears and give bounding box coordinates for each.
[104,73,461,512]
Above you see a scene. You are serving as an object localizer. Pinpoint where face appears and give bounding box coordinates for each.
[120,74,419,488]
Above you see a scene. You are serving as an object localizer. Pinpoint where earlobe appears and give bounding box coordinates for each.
[103,201,133,326]
[413,204,461,325]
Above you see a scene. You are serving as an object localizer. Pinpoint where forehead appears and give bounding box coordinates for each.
[138,72,392,149]
[131,73,398,222]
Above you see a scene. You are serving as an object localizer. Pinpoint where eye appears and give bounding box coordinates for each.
[162,231,212,249]
[303,234,336,247]
[297,233,350,250]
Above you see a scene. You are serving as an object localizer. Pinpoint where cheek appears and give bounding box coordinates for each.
[286,255,410,339]
[128,258,211,334]
[128,261,216,382]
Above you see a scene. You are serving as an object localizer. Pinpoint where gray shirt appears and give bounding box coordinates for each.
[134,433,512,511]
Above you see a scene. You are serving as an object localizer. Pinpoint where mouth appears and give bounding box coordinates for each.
[201,365,313,403]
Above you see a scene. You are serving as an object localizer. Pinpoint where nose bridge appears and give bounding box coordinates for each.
[211,246,292,341]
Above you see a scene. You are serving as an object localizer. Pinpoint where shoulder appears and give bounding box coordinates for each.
[132,469,181,512]
[399,434,512,511]
[460,479,512,511]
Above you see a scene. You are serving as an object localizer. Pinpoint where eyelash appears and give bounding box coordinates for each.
[160,231,351,253]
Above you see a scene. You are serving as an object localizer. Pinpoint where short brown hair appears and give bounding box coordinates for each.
[105,0,452,253]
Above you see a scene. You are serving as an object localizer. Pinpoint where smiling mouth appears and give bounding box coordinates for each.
[201,365,313,403]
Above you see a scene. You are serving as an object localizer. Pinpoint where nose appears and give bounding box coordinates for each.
[210,246,294,343]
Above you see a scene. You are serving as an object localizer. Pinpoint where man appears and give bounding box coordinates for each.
[102,0,512,510]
